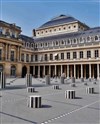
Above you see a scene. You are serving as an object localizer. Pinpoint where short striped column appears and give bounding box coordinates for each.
[53,85,59,89]
[28,95,41,108]
[27,87,35,93]
[86,87,94,94]
[0,72,6,89]
[65,90,75,99]
[60,76,65,84]
[26,74,32,87]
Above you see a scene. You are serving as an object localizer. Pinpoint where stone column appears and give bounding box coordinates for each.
[67,65,69,78]
[9,44,11,61]
[55,65,56,76]
[33,66,35,76]
[89,64,91,79]
[5,44,8,60]
[61,65,62,75]
[17,46,19,61]
[74,64,76,78]
[97,64,99,79]
[81,64,83,78]
[49,65,51,77]
[38,66,40,78]
[43,66,45,77]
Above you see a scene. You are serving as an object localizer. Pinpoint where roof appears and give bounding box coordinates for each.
[0,20,21,30]
[34,27,100,42]
[37,15,89,30]
[19,34,34,42]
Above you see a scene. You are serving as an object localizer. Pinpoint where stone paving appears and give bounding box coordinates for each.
[0,77,100,124]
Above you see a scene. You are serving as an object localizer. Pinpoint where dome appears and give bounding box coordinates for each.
[37,15,78,29]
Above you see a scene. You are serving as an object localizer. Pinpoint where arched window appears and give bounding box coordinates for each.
[67,39,70,44]
[56,41,58,45]
[0,27,3,34]
[61,40,64,45]
[73,39,77,43]
[11,65,16,77]
[87,36,91,42]
[95,35,99,41]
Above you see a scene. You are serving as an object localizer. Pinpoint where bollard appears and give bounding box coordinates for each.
[65,90,75,99]
[84,82,88,85]
[28,95,41,108]
[86,87,94,94]
[72,77,75,83]
[53,85,59,89]
[81,78,84,82]
[26,74,32,87]
[60,76,65,84]
[89,78,91,82]
[45,75,50,85]
[0,72,6,89]
[27,87,35,93]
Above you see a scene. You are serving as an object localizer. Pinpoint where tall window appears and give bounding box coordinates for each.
[11,51,14,61]
[61,53,64,59]
[67,52,70,59]
[31,55,33,62]
[95,50,99,58]
[50,54,53,60]
[95,36,99,41]
[55,54,59,60]
[11,66,16,77]
[21,54,24,62]
[26,54,29,62]
[0,49,2,60]
[80,51,83,58]
[73,52,77,59]
[35,55,38,61]
[44,54,48,61]
[87,51,91,58]
[0,27,3,34]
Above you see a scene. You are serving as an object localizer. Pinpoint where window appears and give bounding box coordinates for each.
[12,30,15,38]
[35,55,38,61]
[31,43,34,48]
[74,25,76,28]
[21,54,24,62]
[73,52,77,59]
[61,53,64,59]
[50,54,53,60]
[11,51,14,61]
[11,66,16,77]
[0,65,3,72]
[95,50,99,58]
[61,40,64,45]
[44,54,48,61]
[0,49,2,60]
[67,39,70,44]
[26,54,29,62]
[31,55,33,62]
[67,52,70,59]
[0,27,3,34]
[73,39,77,44]
[87,36,91,42]
[95,36,99,41]
[68,26,71,29]
[87,51,91,58]
[80,37,83,43]
[80,51,83,58]
[63,27,66,30]
[56,41,58,45]
[54,29,56,31]
[55,54,59,60]
[59,28,61,30]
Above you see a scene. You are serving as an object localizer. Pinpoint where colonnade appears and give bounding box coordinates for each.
[32,64,100,79]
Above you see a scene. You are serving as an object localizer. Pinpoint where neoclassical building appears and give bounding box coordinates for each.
[0,15,100,79]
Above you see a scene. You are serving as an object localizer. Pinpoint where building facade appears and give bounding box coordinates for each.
[0,15,100,79]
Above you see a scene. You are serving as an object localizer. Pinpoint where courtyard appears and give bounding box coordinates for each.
[0,77,100,124]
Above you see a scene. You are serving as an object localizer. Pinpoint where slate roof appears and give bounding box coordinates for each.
[37,15,89,29]
[19,34,34,42]
[34,27,100,42]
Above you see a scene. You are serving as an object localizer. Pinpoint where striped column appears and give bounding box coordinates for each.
[65,90,75,99]
[29,95,41,108]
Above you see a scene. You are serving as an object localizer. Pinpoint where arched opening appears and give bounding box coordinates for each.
[22,66,27,78]
[11,65,16,77]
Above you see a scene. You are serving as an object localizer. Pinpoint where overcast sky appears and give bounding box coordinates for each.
[0,0,100,36]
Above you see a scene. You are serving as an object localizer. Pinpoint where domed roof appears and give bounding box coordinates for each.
[37,15,78,29]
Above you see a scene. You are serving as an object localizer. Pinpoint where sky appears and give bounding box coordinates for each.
[0,0,100,36]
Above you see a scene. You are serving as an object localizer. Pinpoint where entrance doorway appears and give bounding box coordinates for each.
[22,66,27,78]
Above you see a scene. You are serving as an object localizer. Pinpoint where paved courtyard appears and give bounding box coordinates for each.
[0,77,100,124]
